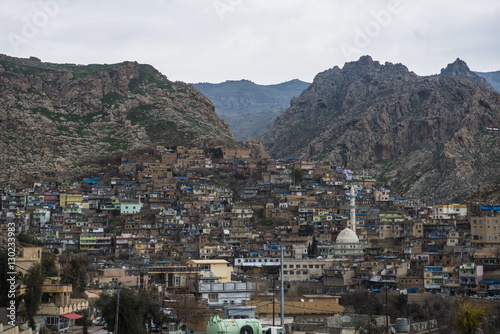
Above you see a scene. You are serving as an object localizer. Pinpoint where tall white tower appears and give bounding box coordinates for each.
[349,185,356,232]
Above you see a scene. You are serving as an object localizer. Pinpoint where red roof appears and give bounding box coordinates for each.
[61,313,83,320]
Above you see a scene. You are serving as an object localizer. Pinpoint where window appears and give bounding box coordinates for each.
[174,277,180,285]
[208,294,218,302]
[200,264,211,271]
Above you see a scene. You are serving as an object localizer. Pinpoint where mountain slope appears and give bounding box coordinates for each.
[0,55,235,185]
[193,79,309,140]
[264,56,500,203]
[476,70,500,93]
[465,180,500,204]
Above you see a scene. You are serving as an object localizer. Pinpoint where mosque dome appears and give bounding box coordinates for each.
[336,227,359,243]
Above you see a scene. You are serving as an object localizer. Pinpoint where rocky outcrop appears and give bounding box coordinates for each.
[239,139,271,159]
[193,79,309,140]
[465,180,500,205]
[441,58,494,90]
[0,55,235,185]
[264,56,500,203]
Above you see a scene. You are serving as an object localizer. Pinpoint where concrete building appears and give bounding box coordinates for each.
[187,259,233,283]
[471,213,500,247]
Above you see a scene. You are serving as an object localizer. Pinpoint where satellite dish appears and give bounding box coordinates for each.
[300,299,304,302]
[341,315,351,323]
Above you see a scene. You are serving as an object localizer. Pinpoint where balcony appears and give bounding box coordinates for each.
[39,299,89,316]
[147,266,201,273]
[460,278,476,285]
[199,282,256,292]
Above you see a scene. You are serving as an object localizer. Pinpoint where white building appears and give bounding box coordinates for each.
[199,277,256,307]
[432,204,467,220]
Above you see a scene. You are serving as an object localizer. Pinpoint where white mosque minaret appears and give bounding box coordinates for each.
[334,185,363,260]
[349,185,356,232]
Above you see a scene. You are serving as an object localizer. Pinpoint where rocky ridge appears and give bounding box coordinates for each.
[440,58,494,90]
[0,55,236,185]
[264,56,500,203]
[476,70,500,93]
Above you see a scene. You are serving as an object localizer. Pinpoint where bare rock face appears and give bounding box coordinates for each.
[465,181,500,204]
[264,56,500,203]
[239,139,271,159]
[440,58,494,90]
[0,55,235,185]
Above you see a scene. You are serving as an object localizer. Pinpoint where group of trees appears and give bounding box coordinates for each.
[94,288,216,334]
[341,292,496,334]
[60,257,88,296]
[21,263,45,329]
[95,288,169,334]
[455,300,492,334]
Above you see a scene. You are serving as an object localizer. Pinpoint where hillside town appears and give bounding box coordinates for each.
[1,144,500,333]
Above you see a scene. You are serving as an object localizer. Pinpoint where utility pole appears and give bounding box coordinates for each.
[385,286,389,334]
[272,277,276,326]
[280,246,284,327]
[115,285,121,334]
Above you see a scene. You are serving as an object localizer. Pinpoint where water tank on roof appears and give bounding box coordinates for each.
[396,318,409,333]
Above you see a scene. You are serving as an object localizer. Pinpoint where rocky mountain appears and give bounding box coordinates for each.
[0,55,236,185]
[440,58,494,90]
[465,180,500,205]
[193,79,309,140]
[476,70,500,93]
[264,56,500,203]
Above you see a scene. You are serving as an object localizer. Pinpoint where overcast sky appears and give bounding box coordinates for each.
[1,0,499,85]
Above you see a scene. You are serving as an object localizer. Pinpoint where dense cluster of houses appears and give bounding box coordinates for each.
[1,144,500,332]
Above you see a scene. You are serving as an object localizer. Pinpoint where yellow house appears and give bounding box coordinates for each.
[134,243,148,253]
[186,259,233,283]
[16,247,43,274]
[59,193,83,207]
